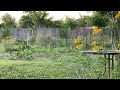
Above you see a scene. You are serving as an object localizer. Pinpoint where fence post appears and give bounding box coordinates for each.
[27,29,29,46]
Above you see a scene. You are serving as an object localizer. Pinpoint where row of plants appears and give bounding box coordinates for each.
[1,36,120,78]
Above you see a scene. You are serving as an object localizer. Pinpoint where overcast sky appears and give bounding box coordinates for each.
[0,11,93,22]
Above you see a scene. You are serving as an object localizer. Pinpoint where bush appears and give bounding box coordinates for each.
[1,36,16,52]
[28,35,36,44]
[35,36,57,47]
[35,36,42,47]
[16,43,36,60]
[8,42,37,60]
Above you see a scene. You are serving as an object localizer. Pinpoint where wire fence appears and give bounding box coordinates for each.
[0,27,115,50]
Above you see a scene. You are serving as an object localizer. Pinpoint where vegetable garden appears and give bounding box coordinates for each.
[0,11,120,79]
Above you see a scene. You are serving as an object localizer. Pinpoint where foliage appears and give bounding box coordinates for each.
[0,44,6,53]
[91,12,109,28]
[0,47,107,79]
[0,13,17,38]
[1,11,120,79]
[59,28,68,39]
[76,15,93,27]
[18,15,34,28]
[19,11,53,29]
[28,35,36,44]
[35,36,57,47]
[13,43,36,60]
[1,36,16,44]
[35,35,42,46]
[61,17,78,29]
[1,36,16,52]
[0,45,120,79]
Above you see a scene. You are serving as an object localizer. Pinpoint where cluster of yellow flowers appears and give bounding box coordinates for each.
[91,40,103,50]
[115,11,120,19]
[73,37,82,44]
[76,43,83,49]
[1,36,16,44]
[92,26,102,35]
[73,37,83,49]
[92,45,103,51]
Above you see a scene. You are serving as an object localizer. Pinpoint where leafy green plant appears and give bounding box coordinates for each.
[10,43,36,60]
[1,36,16,52]
[28,35,36,45]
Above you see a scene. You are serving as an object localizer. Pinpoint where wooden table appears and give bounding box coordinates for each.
[81,50,120,79]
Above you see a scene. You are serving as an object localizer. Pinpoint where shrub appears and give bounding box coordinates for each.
[35,36,57,47]
[16,43,36,60]
[1,36,16,52]
[35,35,42,47]
[28,35,36,44]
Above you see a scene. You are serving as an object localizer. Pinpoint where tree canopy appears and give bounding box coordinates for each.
[0,13,17,37]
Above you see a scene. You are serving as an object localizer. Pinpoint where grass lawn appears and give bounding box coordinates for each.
[0,59,82,79]
[0,53,106,79]
[0,45,108,79]
[0,44,6,53]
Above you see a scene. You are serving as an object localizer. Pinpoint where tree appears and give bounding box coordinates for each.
[1,13,17,28]
[49,20,63,28]
[19,11,54,35]
[19,11,47,37]
[91,12,109,28]
[19,15,34,28]
[0,13,17,37]
[21,11,53,28]
[76,15,93,27]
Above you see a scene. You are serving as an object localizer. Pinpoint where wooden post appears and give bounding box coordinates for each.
[27,29,29,46]
[86,34,87,50]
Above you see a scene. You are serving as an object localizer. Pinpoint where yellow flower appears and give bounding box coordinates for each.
[98,45,103,50]
[115,11,120,19]
[74,37,81,43]
[92,45,103,50]
[118,43,120,48]
[76,44,83,49]
[118,11,120,16]
[92,47,97,50]
[91,41,97,46]
[115,14,120,19]
[1,36,16,44]
[92,26,102,35]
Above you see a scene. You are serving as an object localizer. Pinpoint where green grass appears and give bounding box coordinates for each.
[0,52,106,79]
[0,44,6,53]
[0,59,79,79]
[0,45,110,79]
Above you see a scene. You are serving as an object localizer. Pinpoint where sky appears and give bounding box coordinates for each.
[0,11,93,22]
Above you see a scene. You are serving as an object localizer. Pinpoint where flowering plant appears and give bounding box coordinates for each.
[115,11,120,19]
[92,26,102,35]
[73,37,83,49]
[91,40,103,51]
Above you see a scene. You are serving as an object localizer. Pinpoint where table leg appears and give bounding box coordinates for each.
[104,54,107,71]
[111,55,114,69]
[116,54,120,65]
[108,54,110,79]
